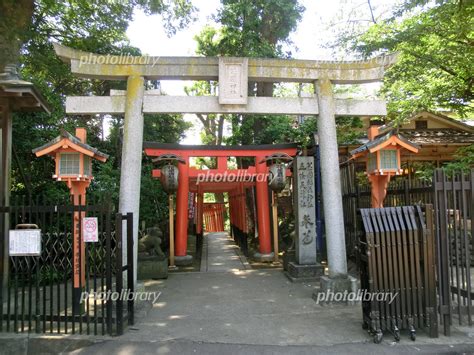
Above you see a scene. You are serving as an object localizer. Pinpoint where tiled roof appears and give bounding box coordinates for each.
[399,129,474,145]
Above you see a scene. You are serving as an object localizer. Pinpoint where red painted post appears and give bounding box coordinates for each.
[228,196,232,226]
[236,194,242,231]
[255,155,272,255]
[240,184,247,233]
[71,184,87,294]
[176,159,189,256]
[210,206,215,232]
[220,204,225,231]
[196,192,203,235]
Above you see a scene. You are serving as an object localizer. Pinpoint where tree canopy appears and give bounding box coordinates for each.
[339,0,473,119]
[5,0,194,229]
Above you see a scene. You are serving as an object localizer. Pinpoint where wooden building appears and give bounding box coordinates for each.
[339,111,474,168]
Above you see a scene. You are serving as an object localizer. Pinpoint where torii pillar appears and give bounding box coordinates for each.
[315,78,352,293]
[119,75,145,279]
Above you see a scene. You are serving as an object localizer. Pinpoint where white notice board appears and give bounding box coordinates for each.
[9,230,42,256]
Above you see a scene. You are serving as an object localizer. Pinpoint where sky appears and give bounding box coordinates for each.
[125,0,397,143]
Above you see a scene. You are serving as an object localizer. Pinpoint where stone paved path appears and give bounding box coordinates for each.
[200,232,250,272]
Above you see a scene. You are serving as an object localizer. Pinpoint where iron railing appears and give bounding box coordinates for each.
[0,201,134,335]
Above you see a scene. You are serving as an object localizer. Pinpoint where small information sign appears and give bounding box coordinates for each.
[83,217,99,242]
[9,230,42,256]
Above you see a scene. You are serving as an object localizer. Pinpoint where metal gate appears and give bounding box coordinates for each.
[434,169,473,336]
[359,205,438,342]
[0,200,134,335]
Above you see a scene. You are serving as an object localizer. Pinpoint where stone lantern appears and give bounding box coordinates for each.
[33,127,108,313]
[351,123,419,208]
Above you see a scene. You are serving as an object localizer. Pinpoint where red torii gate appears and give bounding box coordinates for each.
[203,203,225,232]
[144,143,297,263]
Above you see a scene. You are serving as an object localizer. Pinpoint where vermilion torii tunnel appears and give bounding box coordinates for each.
[144,143,297,265]
[202,203,226,233]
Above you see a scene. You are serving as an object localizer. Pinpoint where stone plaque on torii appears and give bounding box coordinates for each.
[53,43,396,290]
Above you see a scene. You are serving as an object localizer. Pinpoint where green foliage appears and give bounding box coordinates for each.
[347,0,473,119]
[336,116,364,144]
[444,144,474,173]
[8,0,193,233]
[196,0,304,58]
[194,0,307,147]
[410,161,436,182]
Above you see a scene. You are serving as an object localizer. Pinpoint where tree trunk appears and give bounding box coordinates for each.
[0,0,34,72]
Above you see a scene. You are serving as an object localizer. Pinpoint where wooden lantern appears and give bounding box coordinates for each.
[351,125,419,208]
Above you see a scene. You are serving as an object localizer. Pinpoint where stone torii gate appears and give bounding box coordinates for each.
[54,44,396,288]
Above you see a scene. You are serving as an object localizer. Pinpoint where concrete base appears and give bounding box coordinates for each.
[285,261,324,282]
[253,252,274,262]
[175,255,193,266]
[312,275,359,304]
[137,257,168,280]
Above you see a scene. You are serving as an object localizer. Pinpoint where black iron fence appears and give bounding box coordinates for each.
[341,164,432,259]
[0,199,134,335]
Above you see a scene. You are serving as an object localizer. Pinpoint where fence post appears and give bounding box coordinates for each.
[126,212,134,326]
[105,211,113,335]
[404,179,410,205]
[424,204,438,337]
[115,213,124,336]
[434,169,451,336]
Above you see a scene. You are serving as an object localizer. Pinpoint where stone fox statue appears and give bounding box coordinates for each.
[138,227,166,260]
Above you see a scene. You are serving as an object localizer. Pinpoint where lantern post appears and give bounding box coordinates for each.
[261,153,293,262]
[152,154,185,268]
[33,128,108,313]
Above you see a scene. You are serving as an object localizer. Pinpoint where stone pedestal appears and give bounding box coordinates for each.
[137,257,168,280]
[312,275,359,304]
[253,252,274,262]
[285,261,324,282]
[175,254,193,266]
